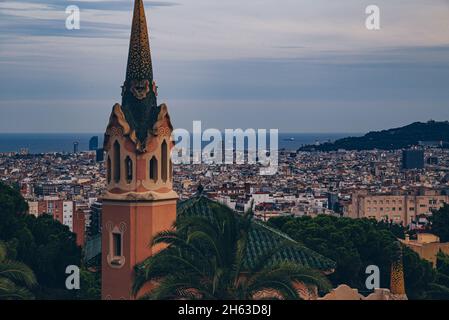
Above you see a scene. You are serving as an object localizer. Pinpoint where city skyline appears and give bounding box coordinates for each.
[1,0,449,133]
[1,0,449,302]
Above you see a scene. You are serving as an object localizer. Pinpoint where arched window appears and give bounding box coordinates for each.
[113,140,121,183]
[150,156,158,182]
[112,232,122,257]
[169,160,173,180]
[107,225,125,268]
[107,156,111,183]
[161,140,168,182]
[125,156,133,183]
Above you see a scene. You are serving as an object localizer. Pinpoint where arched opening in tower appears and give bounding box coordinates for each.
[113,140,121,183]
[107,156,112,184]
[150,156,158,182]
[125,156,133,183]
[161,140,168,182]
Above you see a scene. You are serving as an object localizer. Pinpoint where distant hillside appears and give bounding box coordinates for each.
[299,121,449,151]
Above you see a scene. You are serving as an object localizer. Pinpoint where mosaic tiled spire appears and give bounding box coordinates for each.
[126,0,153,82]
[390,247,406,296]
[120,0,159,150]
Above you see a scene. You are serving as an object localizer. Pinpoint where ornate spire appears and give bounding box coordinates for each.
[119,0,160,150]
[390,245,407,299]
[126,0,153,82]
[390,259,406,295]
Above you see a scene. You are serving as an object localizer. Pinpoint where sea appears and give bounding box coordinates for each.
[0,132,361,154]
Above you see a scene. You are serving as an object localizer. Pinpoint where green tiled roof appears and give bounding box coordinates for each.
[177,196,336,272]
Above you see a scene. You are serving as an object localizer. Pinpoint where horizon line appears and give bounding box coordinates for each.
[0,131,365,135]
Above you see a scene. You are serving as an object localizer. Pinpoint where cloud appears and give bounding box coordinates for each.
[1,0,449,132]
[0,1,179,40]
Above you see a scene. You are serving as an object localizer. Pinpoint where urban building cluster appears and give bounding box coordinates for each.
[2,144,448,250]
[0,148,104,247]
[175,148,449,224]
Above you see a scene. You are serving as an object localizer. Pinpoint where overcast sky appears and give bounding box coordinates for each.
[0,0,449,133]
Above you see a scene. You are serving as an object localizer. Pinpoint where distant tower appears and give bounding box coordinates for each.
[402,149,424,170]
[101,0,177,300]
[96,148,104,162]
[73,141,79,154]
[89,136,99,151]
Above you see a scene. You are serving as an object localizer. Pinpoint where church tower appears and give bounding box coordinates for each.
[101,0,178,300]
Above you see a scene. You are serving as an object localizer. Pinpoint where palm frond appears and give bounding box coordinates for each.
[0,242,6,262]
[0,278,35,300]
[426,283,449,300]
[249,279,300,300]
[133,246,210,295]
[249,240,298,273]
[139,274,213,300]
[249,262,331,295]
[0,260,37,288]
[134,202,331,300]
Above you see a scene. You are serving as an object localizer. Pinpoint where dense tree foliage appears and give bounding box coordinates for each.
[268,215,435,299]
[134,207,331,300]
[430,205,449,242]
[0,182,99,299]
[76,268,101,300]
[426,252,449,299]
[402,246,434,299]
[0,242,37,299]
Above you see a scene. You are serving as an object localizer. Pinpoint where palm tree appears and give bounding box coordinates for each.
[133,205,331,300]
[0,242,37,300]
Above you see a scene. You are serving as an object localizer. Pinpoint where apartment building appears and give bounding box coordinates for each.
[347,190,449,224]
[26,198,75,230]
